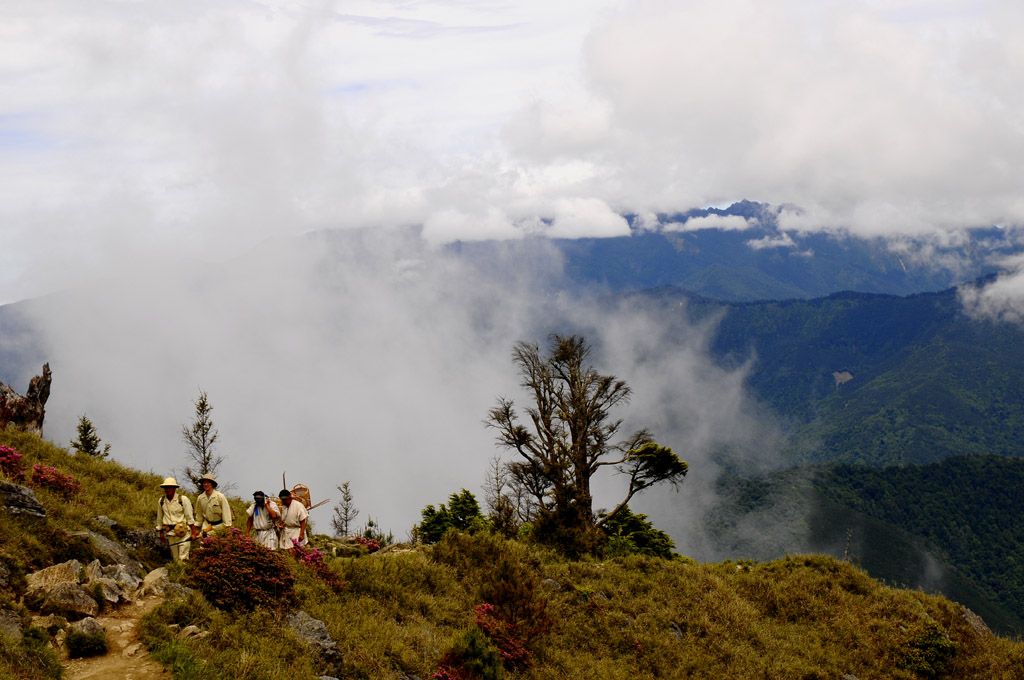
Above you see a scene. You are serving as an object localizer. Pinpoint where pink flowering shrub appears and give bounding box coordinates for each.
[473,602,532,668]
[185,529,296,612]
[355,536,381,553]
[0,446,26,482]
[289,539,346,593]
[31,464,81,498]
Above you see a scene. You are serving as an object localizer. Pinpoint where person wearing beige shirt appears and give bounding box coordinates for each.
[156,477,196,562]
[195,473,233,537]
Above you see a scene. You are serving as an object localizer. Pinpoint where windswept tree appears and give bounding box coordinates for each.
[70,414,111,458]
[487,335,687,548]
[181,389,223,491]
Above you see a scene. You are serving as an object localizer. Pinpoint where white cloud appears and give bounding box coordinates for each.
[665,214,754,233]
[548,197,631,238]
[746,233,798,251]
[4,1,1024,304]
[959,254,1024,324]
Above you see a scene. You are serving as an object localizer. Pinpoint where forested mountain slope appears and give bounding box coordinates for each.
[709,456,1024,635]
[636,283,1024,465]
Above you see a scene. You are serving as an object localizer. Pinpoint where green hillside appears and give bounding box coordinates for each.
[637,284,1024,466]
[709,456,1024,636]
[2,429,1024,679]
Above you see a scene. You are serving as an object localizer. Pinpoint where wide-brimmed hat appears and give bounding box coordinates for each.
[199,474,218,488]
[160,477,179,488]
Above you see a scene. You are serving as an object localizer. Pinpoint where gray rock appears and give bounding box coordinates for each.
[26,560,82,592]
[84,560,104,584]
[93,515,120,532]
[68,616,105,637]
[29,614,66,633]
[287,610,343,672]
[101,563,142,591]
[123,528,166,555]
[0,608,22,642]
[68,531,143,575]
[123,642,146,658]
[0,481,46,520]
[90,577,124,606]
[541,578,562,591]
[40,583,99,620]
[140,568,170,597]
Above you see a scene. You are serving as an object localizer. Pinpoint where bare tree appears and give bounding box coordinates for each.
[487,335,688,536]
[331,482,360,537]
[181,389,223,492]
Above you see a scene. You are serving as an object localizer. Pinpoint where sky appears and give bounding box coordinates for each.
[3,0,1024,304]
[2,0,1024,551]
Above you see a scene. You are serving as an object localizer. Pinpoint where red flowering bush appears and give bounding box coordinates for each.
[185,529,296,612]
[288,539,346,593]
[31,464,81,498]
[0,446,26,482]
[354,536,381,553]
[433,628,504,680]
[474,603,531,668]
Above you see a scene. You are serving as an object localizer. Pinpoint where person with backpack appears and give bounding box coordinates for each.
[157,477,196,562]
[277,488,308,550]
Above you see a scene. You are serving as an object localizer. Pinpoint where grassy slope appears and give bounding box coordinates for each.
[2,430,1024,680]
[709,457,1024,636]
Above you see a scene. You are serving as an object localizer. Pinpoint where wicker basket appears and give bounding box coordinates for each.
[290,484,312,509]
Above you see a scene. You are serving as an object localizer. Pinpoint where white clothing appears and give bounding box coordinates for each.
[246,502,279,549]
[278,499,309,549]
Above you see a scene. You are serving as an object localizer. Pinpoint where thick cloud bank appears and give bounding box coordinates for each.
[4,1,1024,309]
[20,230,777,548]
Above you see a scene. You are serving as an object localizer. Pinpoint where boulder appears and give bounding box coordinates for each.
[39,583,99,620]
[81,559,141,606]
[68,616,105,637]
[140,568,170,597]
[0,608,22,642]
[287,610,343,672]
[93,515,120,532]
[101,563,142,592]
[0,481,46,520]
[90,578,124,606]
[68,531,144,575]
[0,363,51,435]
[26,560,81,593]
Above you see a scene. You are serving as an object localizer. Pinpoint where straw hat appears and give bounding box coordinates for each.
[159,477,179,488]
[199,474,218,488]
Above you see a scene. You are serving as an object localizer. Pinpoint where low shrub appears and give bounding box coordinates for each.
[0,445,26,482]
[288,540,346,594]
[355,536,381,553]
[30,464,82,499]
[66,630,108,659]
[184,530,296,612]
[434,628,505,680]
[0,626,62,680]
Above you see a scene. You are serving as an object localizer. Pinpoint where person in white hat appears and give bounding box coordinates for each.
[156,477,196,562]
[195,473,233,537]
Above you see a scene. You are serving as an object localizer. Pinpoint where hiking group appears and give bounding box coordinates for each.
[156,474,308,561]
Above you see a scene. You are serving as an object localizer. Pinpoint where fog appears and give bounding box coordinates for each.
[13,228,778,551]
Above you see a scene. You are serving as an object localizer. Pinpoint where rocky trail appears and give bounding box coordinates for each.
[59,594,166,680]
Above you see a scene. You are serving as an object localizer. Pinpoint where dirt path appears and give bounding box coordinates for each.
[60,595,168,680]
